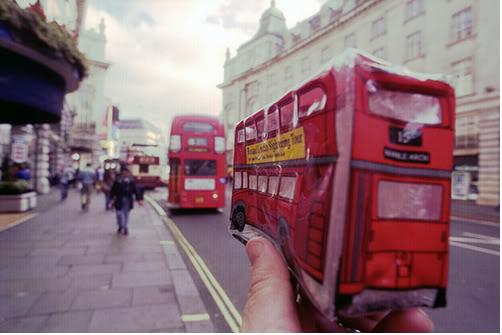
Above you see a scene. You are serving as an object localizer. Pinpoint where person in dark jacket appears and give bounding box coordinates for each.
[109,167,142,235]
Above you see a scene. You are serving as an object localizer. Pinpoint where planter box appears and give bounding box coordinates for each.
[0,192,37,212]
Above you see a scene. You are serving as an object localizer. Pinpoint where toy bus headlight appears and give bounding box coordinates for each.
[212,193,218,199]
[214,136,225,154]
[377,181,443,221]
[169,135,181,152]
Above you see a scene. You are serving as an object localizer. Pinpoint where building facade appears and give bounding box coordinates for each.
[67,18,110,168]
[219,0,499,205]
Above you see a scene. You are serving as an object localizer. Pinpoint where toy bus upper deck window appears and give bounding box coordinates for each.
[249,174,258,190]
[279,176,297,200]
[299,87,327,117]
[256,112,265,136]
[367,83,442,125]
[245,122,257,141]
[234,172,242,189]
[183,122,214,133]
[258,175,268,193]
[377,180,442,221]
[280,99,295,128]
[268,176,280,196]
[242,171,248,188]
[237,128,245,144]
[267,107,279,132]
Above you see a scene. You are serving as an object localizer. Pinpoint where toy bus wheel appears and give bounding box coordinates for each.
[231,207,246,232]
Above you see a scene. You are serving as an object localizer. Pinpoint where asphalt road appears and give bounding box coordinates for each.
[152,187,499,332]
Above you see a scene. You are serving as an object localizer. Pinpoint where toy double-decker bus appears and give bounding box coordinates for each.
[230,50,454,318]
[168,115,226,209]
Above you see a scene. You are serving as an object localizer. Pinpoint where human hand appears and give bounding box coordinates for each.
[241,237,434,332]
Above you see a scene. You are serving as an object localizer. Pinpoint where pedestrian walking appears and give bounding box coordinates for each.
[110,167,142,235]
[59,165,74,201]
[102,169,115,210]
[78,163,95,211]
[95,165,105,193]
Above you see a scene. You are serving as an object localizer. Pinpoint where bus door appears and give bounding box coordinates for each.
[347,69,454,292]
[168,158,180,203]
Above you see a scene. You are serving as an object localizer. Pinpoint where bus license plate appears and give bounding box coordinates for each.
[195,196,204,204]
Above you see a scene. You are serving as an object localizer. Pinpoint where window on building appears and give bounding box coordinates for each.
[291,33,302,44]
[450,7,473,42]
[301,56,311,73]
[344,33,356,48]
[373,47,385,59]
[329,8,341,22]
[455,115,479,149]
[310,15,321,32]
[371,17,386,39]
[452,59,474,97]
[406,31,423,60]
[406,0,424,20]
[320,46,332,64]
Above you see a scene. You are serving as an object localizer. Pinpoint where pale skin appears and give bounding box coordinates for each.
[242,237,434,332]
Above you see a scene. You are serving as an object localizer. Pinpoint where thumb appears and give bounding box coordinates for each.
[241,237,300,332]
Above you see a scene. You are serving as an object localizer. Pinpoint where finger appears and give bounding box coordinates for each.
[338,311,390,332]
[241,237,301,332]
[372,308,434,332]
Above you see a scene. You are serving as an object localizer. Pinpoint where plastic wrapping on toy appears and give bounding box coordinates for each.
[229,48,454,322]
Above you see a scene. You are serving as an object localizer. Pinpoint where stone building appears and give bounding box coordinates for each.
[218,0,499,205]
[67,17,110,168]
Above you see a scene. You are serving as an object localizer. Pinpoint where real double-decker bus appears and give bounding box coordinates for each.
[126,145,163,189]
[230,50,454,316]
[168,115,226,209]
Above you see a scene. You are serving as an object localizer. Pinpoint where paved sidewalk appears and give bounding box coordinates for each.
[0,190,212,332]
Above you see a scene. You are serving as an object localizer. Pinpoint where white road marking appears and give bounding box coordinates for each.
[449,241,500,256]
[462,232,499,241]
[449,231,500,256]
[449,237,499,245]
[450,216,499,227]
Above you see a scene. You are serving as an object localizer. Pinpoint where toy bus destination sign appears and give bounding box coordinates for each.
[383,147,430,164]
[246,127,305,164]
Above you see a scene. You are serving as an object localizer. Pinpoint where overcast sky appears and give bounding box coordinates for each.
[85,0,325,134]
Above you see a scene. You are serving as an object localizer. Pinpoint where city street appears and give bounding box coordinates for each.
[150,186,500,333]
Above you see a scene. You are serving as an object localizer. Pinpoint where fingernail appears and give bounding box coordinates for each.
[246,238,263,265]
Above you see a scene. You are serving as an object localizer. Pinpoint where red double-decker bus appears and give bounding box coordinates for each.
[230,50,454,316]
[168,115,226,209]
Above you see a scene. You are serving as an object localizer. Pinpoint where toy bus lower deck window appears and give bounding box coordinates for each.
[234,172,242,189]
[268,176,280,196]
[279,176,297,200]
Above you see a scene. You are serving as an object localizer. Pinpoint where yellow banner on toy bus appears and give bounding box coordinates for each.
[246,127,306,164]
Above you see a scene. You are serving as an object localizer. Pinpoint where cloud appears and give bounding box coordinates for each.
[83,0,322,133]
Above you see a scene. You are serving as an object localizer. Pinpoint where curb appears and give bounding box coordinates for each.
[144,197,214,332]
